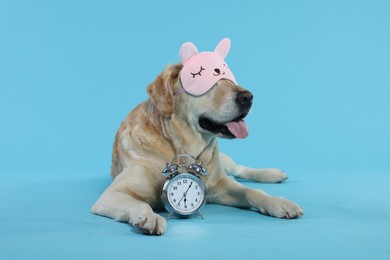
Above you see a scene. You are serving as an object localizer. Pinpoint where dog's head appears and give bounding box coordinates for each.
[147,39,253,139]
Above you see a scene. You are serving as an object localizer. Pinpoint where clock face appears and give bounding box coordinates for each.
[164,173,206,215]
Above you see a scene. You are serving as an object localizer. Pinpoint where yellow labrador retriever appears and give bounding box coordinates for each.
[91,62,303,235]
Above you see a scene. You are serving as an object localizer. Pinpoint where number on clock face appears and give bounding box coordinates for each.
[167,174,205,213]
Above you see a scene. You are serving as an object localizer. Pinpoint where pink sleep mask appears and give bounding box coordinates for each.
[176,38,237,96]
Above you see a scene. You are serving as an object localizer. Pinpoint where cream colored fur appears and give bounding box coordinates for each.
[91,64,303,235]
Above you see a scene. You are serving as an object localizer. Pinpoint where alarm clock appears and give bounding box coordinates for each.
[161,154,207,219]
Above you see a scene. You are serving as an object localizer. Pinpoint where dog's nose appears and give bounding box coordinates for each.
[237,91,253,105]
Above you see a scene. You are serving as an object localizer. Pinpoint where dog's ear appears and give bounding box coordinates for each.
[147,66,179,117]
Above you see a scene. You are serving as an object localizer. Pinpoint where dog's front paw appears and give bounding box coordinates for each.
[259,196,303,219]
[132,212,167,235]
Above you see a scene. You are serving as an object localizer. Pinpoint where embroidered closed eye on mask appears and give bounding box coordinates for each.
[176,38,237,96]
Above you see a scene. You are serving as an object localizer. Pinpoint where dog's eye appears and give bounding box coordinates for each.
[190,66,205,78]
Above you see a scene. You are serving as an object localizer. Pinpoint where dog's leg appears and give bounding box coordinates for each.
[207,175,303,219]
[219,152,288,183]
[91,168,166,235]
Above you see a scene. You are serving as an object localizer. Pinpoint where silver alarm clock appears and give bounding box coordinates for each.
[161,154,207,219]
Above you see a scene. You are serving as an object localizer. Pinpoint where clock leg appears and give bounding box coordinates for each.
[166,211,174,220]
[197,210,205,219]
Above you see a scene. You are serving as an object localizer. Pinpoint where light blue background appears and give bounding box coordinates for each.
[1,1,389,259]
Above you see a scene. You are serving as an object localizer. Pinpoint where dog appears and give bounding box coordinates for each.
[91,39,303,235]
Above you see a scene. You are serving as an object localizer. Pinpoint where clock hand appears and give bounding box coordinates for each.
[176,182,193,207]
[185,182,193,195]
[183,182,193,205]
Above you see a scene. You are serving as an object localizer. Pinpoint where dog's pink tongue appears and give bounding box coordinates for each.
[225,120,249,138]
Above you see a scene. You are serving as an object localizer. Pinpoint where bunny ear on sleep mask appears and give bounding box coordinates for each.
[214,37,231,59]
[176,38,237,96]
[179,42,199,64]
